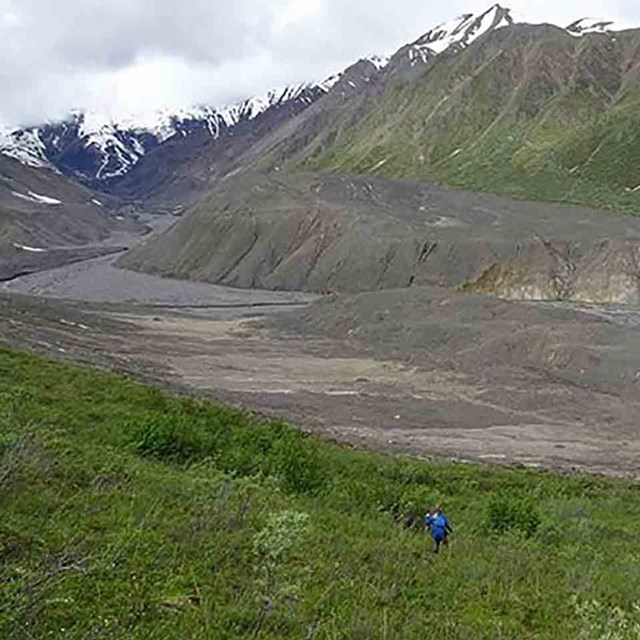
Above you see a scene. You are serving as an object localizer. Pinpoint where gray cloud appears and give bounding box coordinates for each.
[1,0,638,127]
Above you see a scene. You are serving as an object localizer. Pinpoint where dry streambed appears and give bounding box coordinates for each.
[2,275,640,478]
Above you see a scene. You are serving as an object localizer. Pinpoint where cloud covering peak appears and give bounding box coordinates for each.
[0,0,637,127]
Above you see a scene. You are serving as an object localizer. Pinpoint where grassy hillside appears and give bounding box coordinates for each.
[255,25,640,214]
[1,349,640,638]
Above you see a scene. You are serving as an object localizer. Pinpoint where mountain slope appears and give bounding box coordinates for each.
[119,171,640,303]
[103,84,330,207]
[283,27,640,213]
[0,156,134,279]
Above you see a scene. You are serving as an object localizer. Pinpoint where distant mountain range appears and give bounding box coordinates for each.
[111,3,640,306]
[3,4,623,189]
[1,4,636,211]
[0,83,332,185]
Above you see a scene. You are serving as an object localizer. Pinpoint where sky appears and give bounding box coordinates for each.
[0,0,638,128]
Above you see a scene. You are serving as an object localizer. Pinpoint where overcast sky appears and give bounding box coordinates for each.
[1,0,638,127]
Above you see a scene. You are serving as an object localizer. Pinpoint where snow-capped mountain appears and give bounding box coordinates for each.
[410,4,514,60]
[382,4,515,77]
[0,127,54,171]
[358,4,628,80]
[1,4,634,189]
[0,83,328,185]
[0,6,520,184]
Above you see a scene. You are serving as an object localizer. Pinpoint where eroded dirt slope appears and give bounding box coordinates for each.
[119,172,640,304]
[0,155,145,280]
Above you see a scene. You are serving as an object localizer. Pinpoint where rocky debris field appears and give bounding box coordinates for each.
[2,278,640,478]
[1,252,316,307]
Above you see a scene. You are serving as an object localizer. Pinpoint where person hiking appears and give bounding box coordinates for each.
[424,505,453,554]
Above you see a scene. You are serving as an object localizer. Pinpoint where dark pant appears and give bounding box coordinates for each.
[433,533,447,554]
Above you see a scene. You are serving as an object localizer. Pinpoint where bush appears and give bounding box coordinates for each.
[484,492,541,538]
[269,431,326,495]
[572,596,640,639]
[131,413,215,464]
[130,411,327,493]
[0,432,50,496]
[252,511,311,635]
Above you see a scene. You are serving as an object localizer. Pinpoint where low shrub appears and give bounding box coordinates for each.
[130,412,215,464]
[484,492,541,538]
[268,430,326,495]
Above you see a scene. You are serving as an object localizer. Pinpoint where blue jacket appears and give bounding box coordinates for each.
[425,513,452,539]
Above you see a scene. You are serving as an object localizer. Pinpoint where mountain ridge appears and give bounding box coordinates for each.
[235,15,640,215]
[2,4,632,196]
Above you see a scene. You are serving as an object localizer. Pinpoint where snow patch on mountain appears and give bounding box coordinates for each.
[366,55,390,70]
[407,45,433,65]
[320,74,341,91]
[13,243,47,252]
[12,190,62,205]
[566,18,620,36]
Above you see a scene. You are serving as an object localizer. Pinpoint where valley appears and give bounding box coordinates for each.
[3,3,640,481]
[5,4,640,637]
[3,222,640,477]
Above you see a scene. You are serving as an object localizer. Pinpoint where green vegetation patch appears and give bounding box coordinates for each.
[298,31,640,215]
[1,347,640,638]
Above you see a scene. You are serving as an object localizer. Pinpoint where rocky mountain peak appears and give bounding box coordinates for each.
[413,4,514,55]
[382,4,515,78]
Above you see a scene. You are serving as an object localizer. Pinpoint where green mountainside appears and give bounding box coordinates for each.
[255,25,640,214]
